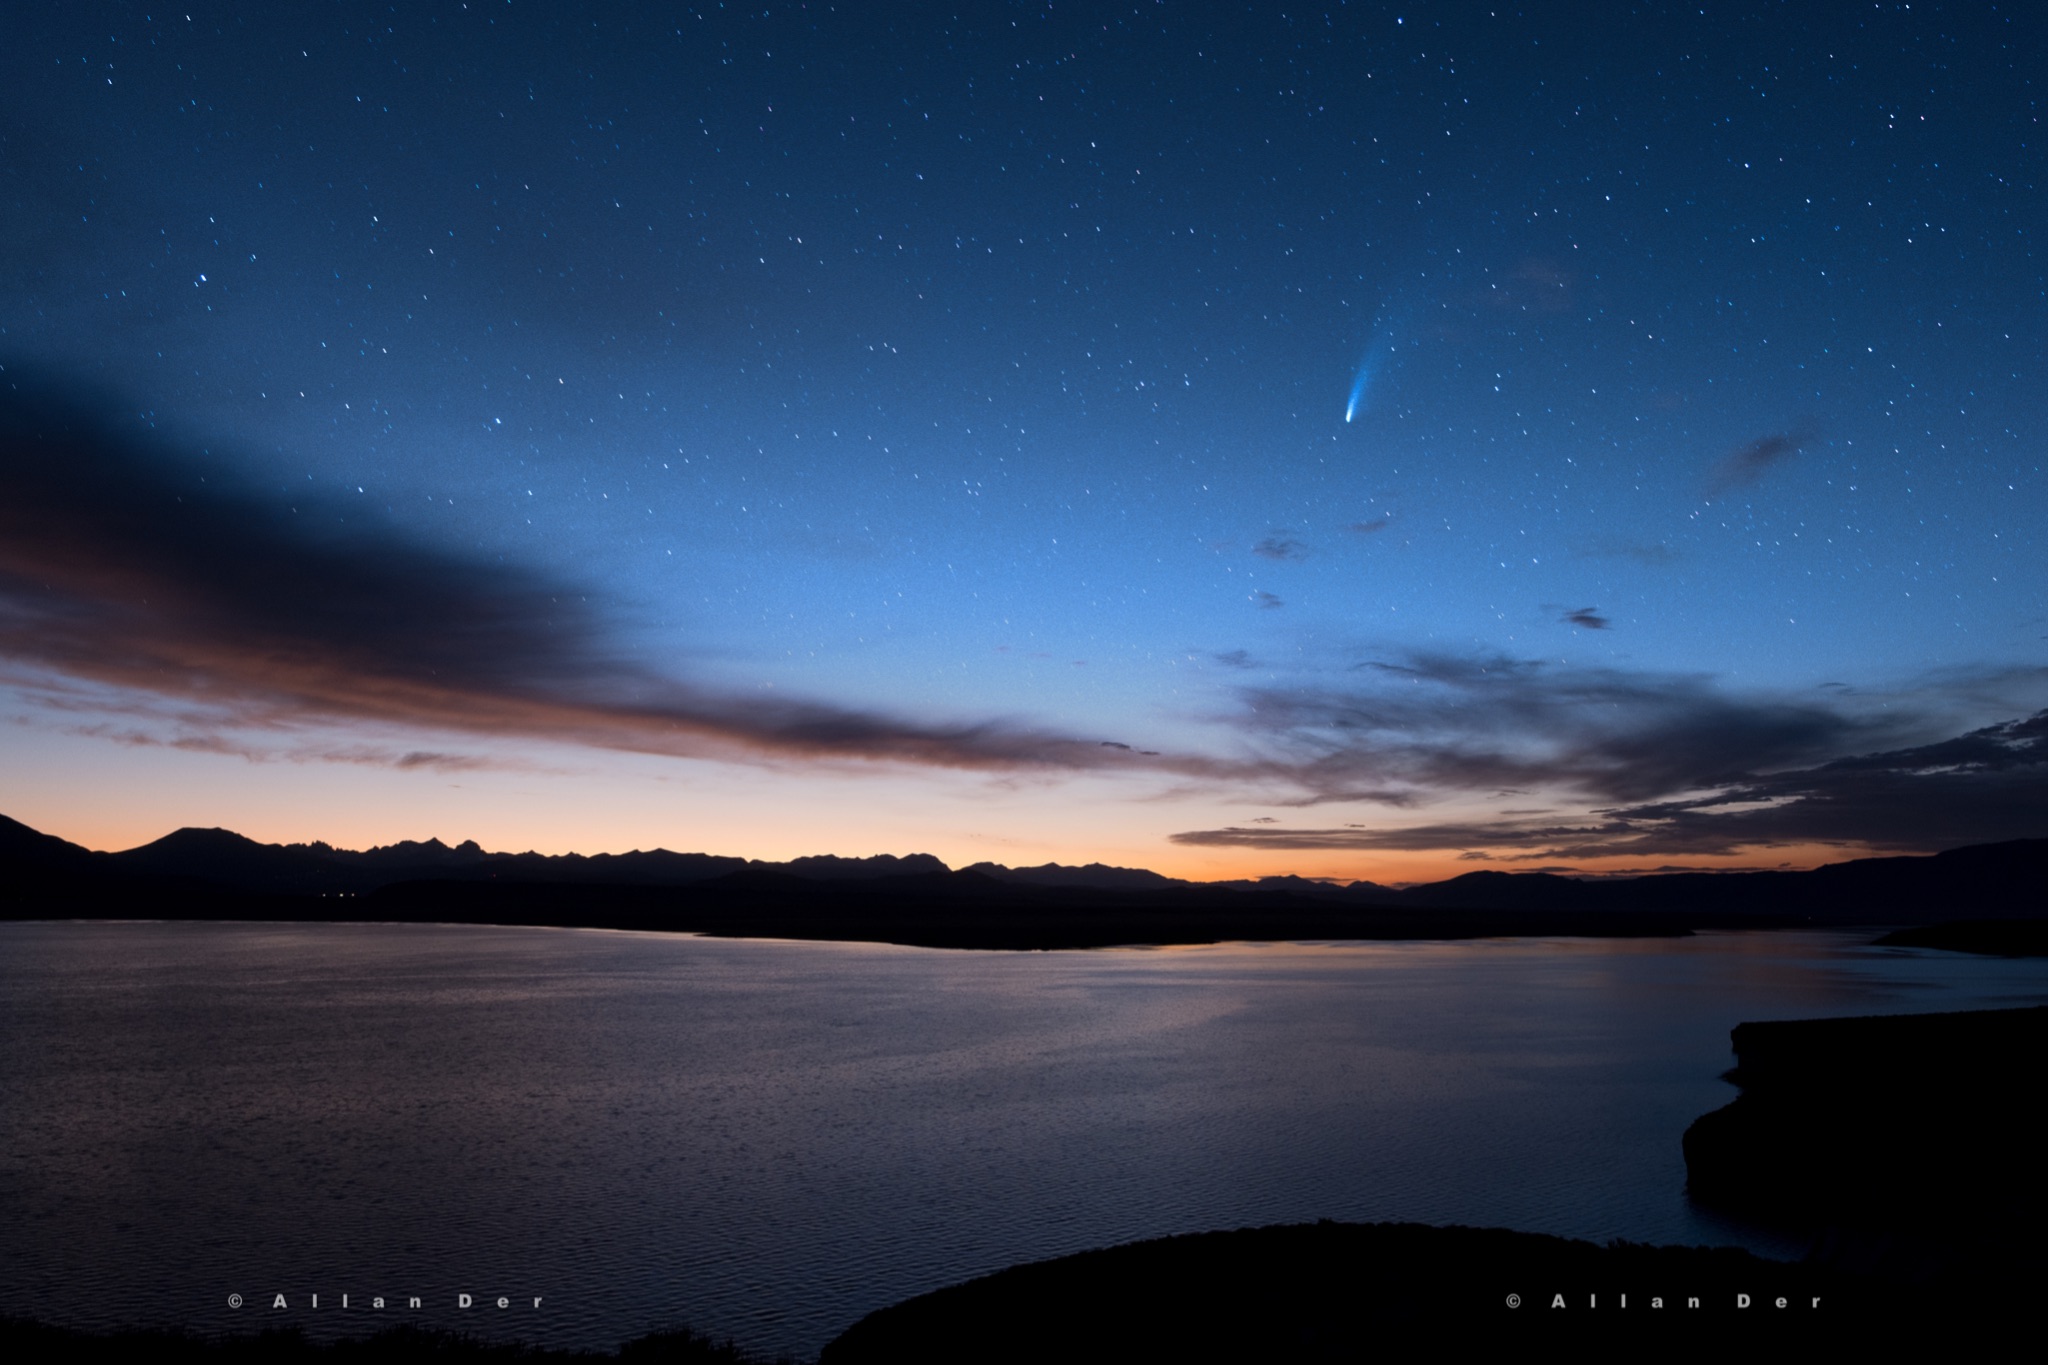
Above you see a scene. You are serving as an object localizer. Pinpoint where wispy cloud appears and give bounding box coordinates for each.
[1252,534,1307,561]
[0,380,1145,775]
[1706,421,1817,496]
[1252,591,1284,610]
[45,718,512,772]
[1173,819,1633,853]
[1227,651,1888,806]
[1172,703,2048,857]
[1574,538,1678,566]
[1559,606,1610,630]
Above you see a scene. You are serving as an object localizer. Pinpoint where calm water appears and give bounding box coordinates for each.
[3,920,2046,1359]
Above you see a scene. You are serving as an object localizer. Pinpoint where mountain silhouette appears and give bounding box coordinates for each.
[2,812,2042,951]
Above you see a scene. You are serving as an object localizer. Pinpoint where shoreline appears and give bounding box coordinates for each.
[0,874,1863,953]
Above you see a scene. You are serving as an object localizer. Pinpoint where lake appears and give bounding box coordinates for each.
[3,920,2045,1359]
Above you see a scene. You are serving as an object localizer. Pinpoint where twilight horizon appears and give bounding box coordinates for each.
[3,3,2042,884]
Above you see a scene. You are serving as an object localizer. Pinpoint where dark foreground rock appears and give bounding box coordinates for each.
[819,1221,1961,1361]
[1874,919,2048,957]
[1684,1005,2048,1281]
[0,1321,787,1364]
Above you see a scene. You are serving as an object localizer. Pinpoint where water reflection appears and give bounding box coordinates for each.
[2,922,2043,1359]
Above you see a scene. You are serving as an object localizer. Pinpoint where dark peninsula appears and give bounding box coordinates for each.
[1873,919,2048,957]
[1683,1004,2048,1285]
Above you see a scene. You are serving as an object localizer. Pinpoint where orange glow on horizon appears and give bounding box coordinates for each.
[13,795,1886,889]
[0,714,1909,889]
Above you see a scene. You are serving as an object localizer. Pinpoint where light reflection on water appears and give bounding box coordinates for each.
[2,921,2045,1360]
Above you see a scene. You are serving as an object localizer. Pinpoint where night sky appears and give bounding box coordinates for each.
[3,2,2042,881]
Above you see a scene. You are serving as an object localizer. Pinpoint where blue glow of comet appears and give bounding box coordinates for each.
[1344,315,1401,422]
[1344,350,1379,423]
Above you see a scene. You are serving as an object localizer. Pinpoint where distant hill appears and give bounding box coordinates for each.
[2,812,2042,950]
[963,860,1189,891]
[819,1220,1988,1357]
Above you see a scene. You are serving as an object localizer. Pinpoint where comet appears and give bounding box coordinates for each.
[1344,318,1401,422]
[1344,349,1380,423]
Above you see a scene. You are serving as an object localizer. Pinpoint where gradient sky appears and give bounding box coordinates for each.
[3,1,2043,882]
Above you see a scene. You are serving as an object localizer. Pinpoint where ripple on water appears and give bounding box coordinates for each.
[3,922,2046,1358]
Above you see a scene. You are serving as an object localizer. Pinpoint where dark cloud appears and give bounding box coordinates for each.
[1172,820,1629,852]
[1560,607,1610,630]
[1171,707,2048,858]
[1212,649,1256,669]
[0,379,1145,774]
[1252,535,1307,561]
[47,721,508,772]
[1706,421,1817,496]
[1591,709,2048,853]
[1253,591,1284,610]
[394,750,493,771]
[1227,651,1878,806]
[1575,538,1678,566]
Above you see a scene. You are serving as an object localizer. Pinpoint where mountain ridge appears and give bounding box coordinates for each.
[3,812,2042,949]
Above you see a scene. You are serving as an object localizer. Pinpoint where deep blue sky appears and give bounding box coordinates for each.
[3,2,2042,877]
